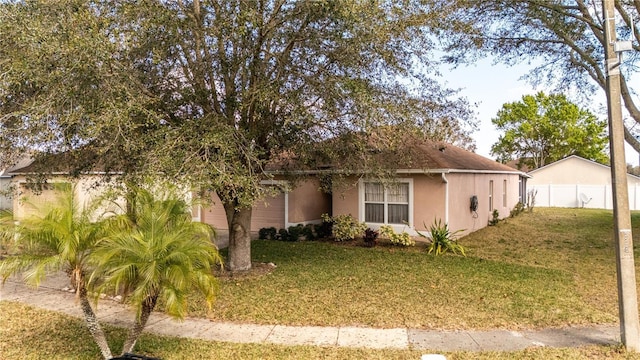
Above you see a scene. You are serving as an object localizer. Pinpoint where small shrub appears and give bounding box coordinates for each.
[488,209,500,226]
[510,202,525,218]
[420,219,465,256]
[258,227,277,240]
[277,228,290,241]
[287,224,305,242]
[363,228,379,247]
[314,214,334,239]
[302,224,316,240]
[379,225,415,247]
[329,214,366,242]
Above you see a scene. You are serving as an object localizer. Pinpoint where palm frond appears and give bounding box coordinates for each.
[90,186,222,321]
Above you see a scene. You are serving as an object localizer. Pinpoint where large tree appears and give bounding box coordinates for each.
[0,1,475,271]
[491,92,608,169]
[437,0,640,153]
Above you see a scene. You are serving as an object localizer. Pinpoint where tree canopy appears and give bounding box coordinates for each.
[437,0,640,154]
[0,1,476,270]
[491,92,608,169]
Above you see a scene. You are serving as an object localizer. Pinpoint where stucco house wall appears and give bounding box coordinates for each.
[0,176,11,210]
[331,180,361,222]
[201,177,331,232]
[412,174,446,232]
[9,175,119,220]
[331,170,522,236]
[446,172,521,235]
[287,178,331,224]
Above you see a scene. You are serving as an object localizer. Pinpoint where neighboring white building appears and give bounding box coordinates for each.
[527,155,640,209]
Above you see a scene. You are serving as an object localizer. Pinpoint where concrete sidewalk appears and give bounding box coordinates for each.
[0,272,620,352]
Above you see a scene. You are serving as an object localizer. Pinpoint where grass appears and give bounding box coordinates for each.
[179,208,628,330]
[2,301,639,360]
[3,207,640,359]
[464,208,637,323]
[203,242,604,329]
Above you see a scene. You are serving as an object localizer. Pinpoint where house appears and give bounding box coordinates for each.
[2,153,331,233]
[527,155,640,210]
[1,156,37,211]
[4,162,119,220]
[327,140,528,236]
[4,139,527,238]
[202,139,528,236]
[199,178,332,232]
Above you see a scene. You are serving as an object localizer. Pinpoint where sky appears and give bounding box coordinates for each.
[442,58,640,166]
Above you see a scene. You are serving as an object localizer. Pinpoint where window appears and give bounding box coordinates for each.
[489,180,494,211]
[363,181,411,225]
[503,179,507,208]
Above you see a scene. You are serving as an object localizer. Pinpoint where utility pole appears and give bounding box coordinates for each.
[602,0,640,351]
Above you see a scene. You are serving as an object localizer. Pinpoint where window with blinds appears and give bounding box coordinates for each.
[364,182,409,224]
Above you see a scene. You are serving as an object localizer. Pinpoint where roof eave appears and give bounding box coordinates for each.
[268,168,531,177]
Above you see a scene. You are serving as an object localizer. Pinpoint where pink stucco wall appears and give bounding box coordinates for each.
[331,179,360,219]
[287,178,331,224]
[331,172,522,236]
[411,174,446,232]
[446,172,521,235]
[202,178,330,231]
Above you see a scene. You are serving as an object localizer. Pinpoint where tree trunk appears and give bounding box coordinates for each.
[79,288,113,360]
[223,201,253,271]
[121,294,158,355]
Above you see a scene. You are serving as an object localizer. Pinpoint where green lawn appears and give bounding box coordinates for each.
[1,301,638,360]
[186,208,629,330]
[4,207,640,359]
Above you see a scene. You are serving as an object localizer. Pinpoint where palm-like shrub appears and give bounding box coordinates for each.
[0,209,16,255]
[419,219,466,256]
[0,184,113,359]
[90,186,222,355]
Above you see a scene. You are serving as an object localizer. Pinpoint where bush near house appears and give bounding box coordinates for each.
[258,224,320,242]
[323,214,367,242]
[510,202,525,218]
[313,219,333,239]
[419,219,466,256]
[362,228,379,247]
[286,224,305,242]
[302,224,316,240]
[488,209,500,226]
[258,227,278,240]
[379,225,415,247]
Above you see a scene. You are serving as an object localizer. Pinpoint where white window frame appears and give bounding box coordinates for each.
[358,178,413,231]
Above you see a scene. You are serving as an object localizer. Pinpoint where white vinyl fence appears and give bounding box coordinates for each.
[529,184,640,210]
